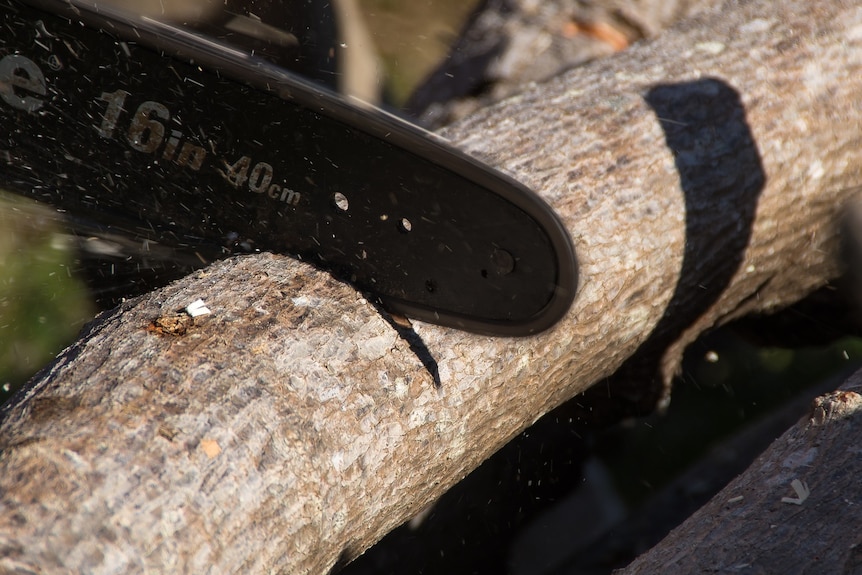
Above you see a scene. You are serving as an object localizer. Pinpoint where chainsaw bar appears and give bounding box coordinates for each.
[0,0,577,335]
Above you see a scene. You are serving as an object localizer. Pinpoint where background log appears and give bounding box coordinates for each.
[3,0,862,572]
[619,370,862,574]
[406,0,717,128]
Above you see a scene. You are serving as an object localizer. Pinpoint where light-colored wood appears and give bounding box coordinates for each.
[3,0,862,572]
[620,372,862,574]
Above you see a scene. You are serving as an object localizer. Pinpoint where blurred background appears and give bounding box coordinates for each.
[2,1,861,573]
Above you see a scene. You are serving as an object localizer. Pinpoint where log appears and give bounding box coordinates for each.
[406,0,716,128]
[3,0,862,572]
[619,370,862,574]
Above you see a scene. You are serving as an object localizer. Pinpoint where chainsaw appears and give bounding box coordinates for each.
[0,0,577,335]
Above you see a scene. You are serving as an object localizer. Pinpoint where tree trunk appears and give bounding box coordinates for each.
[3,0,862,572]
[619,371,862,575]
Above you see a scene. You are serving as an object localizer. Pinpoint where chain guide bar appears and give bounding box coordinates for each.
[0,0,577,335]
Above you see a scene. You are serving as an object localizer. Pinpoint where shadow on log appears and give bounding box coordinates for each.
[582,78,766,420]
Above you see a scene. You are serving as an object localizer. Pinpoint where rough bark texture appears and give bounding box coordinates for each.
[619,372,862,575]
[3,0,862,573]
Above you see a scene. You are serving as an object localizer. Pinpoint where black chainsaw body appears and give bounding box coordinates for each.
[0,0,577,335]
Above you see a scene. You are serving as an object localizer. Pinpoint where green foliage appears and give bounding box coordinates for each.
[0,193,95,403]
[596,331,862,506]
[357,0,478,105]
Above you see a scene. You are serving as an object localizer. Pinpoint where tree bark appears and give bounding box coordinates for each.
[3,0,862,572]
[406,0,717,128]
[618,370,862,575]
